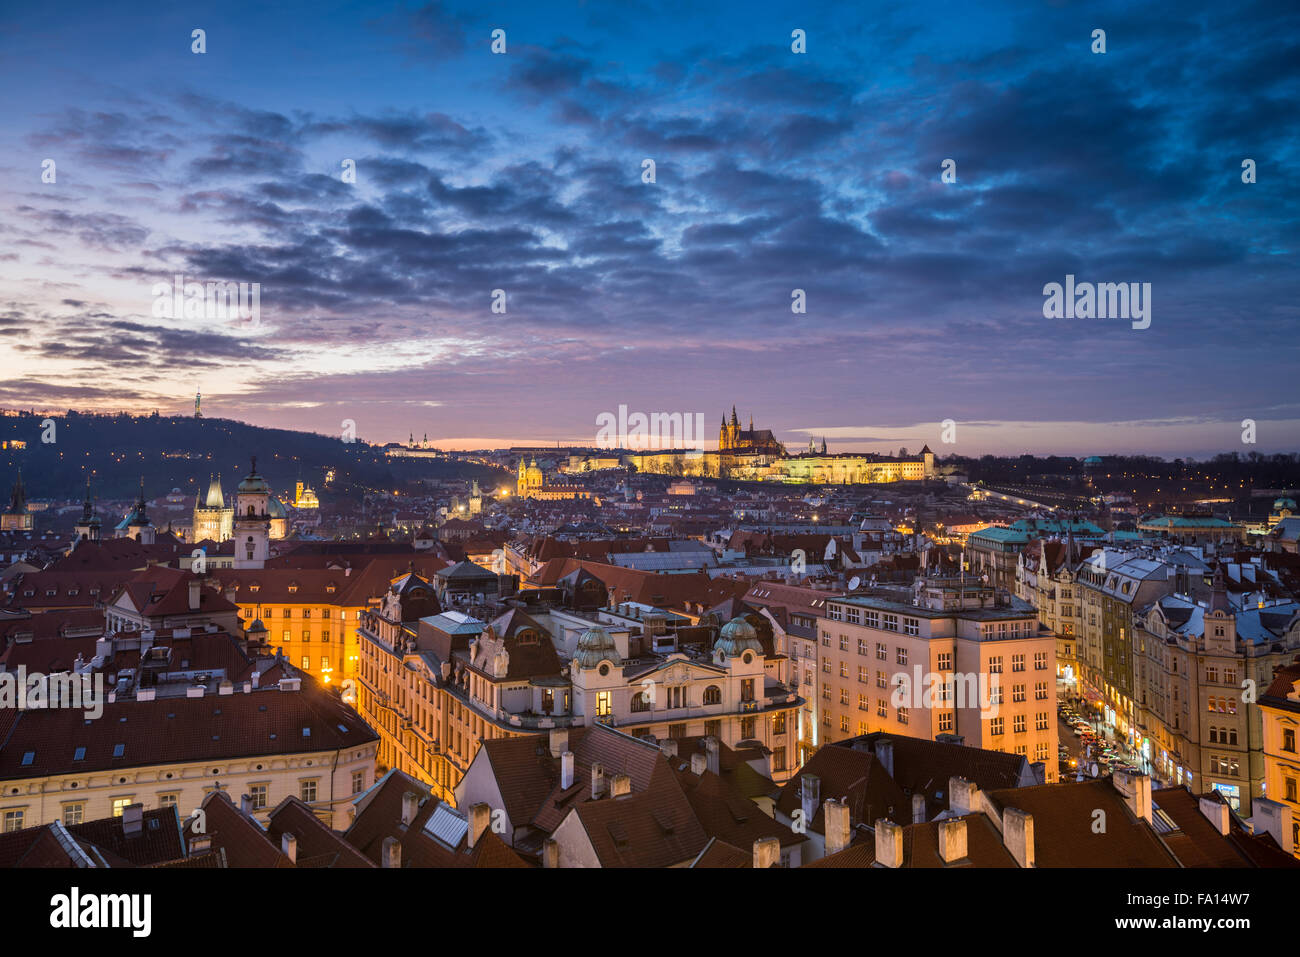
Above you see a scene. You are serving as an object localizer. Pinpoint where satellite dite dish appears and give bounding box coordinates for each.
[847,576,861,591]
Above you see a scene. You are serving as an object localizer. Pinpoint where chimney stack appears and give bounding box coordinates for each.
[591,763,607,799]
[548,727,569,757]
[874,819,903,868]
[121,803,144,839]
[752,836,781,869]
[937,818,967,864]
[660,739,678,759]
[704,735,720,776]
[1112,771,1152,823]
[1198,795,1230,835]
[610,773,632,798]
[1002,807,1035,868]
[381,837,401,869]
[543,838,559,868]
[800,773,821,825]
[1250,798,1291,848]
[468,802,492,848]
[875,738,895,778]
[240,794,254,816]
[188,578,201,610]
[401,791,419,827]
[281,832,297,864]
[690,753,708,776]
[823,799,851,856]
[560,751,575,790]
[911,792,926,824]
[948,776,979,817]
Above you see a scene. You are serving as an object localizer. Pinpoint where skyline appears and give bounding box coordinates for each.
[1,0,1297,457]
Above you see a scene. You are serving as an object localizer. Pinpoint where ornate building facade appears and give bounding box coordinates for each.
[193,474,234,542]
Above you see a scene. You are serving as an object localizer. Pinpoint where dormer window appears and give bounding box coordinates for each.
[288,583,299,594]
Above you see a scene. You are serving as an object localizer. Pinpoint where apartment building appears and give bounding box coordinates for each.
[815,572,1058,777]
[1260,657,1300,856]
[1133,577,1300,815]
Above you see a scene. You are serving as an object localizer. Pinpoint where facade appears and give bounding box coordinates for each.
[815,574,1058,777]
[1134,582,1300,815]
[1259,659,1300,857]
[516,457,592,500]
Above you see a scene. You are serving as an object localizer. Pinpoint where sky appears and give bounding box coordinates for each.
[0,0,1296,458]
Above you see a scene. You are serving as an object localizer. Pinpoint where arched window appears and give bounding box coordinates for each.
[703,685,722,705]
[630,692,650,713]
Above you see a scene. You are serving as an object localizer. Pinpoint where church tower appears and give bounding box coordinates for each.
[1,469,33,532]
[233,456,271,568]
[73,476,101,545]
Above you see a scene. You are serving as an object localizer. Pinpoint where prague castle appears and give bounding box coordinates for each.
[631,407,936,484]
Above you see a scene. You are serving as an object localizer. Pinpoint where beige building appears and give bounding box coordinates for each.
[1135,586,1300,815]
[815,574,1059,778]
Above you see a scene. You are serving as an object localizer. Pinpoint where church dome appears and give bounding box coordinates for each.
[1274,497,1296,510]
[238,457,269,494]
[715,616,763,659]
[573,624,622,670]
[267,496,287,518]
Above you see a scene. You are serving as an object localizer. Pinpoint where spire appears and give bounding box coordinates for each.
[730,405,738,427]
[1210,565,1230,613]
[81,476,94,522]
[136,476,146,509]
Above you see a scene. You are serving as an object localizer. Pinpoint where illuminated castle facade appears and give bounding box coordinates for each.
[718,406,785,456]
[516,457,592,501]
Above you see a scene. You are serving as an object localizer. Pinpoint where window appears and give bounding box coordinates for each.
[321,657,330,672]
[1012,684,1025,703]
[858,692,868,711]
[896,647,908,666]
[846,608,861,625]
[939,712,953,732]
[772,713,786,735]
[631,691,651,712]
[1036,742,1050,761]
[1034,652,1048,671]
[822,687,831,701]
[1036,712,1049,731]
[62,804,84,826]
[821,632,831,647]
[740,717,756,739]
[875,670,886,689]
[989,656,1003,674]
[877,700,887,717]
[858,665,869,684]
[283,630,292,642]
[249,784,267,810]
[158,794,178,809]
[838,662,848,679]
[1207,666,1219,683]
[876,642,887,661]
[857,639,868,656]
[301,656,310,670]
[897,707,908,725]
[1012,654,1025,672]
[864,611,880,629]
[1284,729,1296,753]
[990,717,1004,736]
[937,652,952,671]
[300,780,318,803]
[111,798,133,817]
[822,657,831,674]
[1285,778,1297,803]
[741,679,755,703]
[1035,682,1048,700]
[773,747,787,772]
[840,716,849,732]
[3,810,23,832]
[1013,714,1026,734]
[904,618,919,636]
[882,614,898,632]
[840,688,850,705]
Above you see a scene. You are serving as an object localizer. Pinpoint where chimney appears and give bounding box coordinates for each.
[1250,798,1291,847]
[560,751,575,789]
[800,773,821,824]
[660,739,678,759]
[468,802,492,848]
[690,753,708,776]
[381,836,401,869]
[1002,807,1035,868]
[875,738,895,778]
[823,798,851,856]
[948,777,979,817]
[548,727,569,757]
[401,791,419,827]
[188,578,201,610]
[704,735,720,775]
[121,803,144,839]
[752,835,781,869]
[188,834,211,853]
[591,763,607,799]
[911,792,926,824]
[240,794,254,815]
[610,773,632,798]
[1113,771,1152,823]
[874,818,903,868]
[543,838,560,868]
[1198,795,1229,835]
[937,818,968,864]
[281,832,297,864]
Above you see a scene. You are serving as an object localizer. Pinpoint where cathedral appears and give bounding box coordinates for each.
[718,406,786,456]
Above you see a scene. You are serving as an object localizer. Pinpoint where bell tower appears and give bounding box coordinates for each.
[234,456,271,568]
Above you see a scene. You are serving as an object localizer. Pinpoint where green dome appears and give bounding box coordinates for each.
[715,616,763,659]
[573,625,622,670]
[267,496,287,518]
